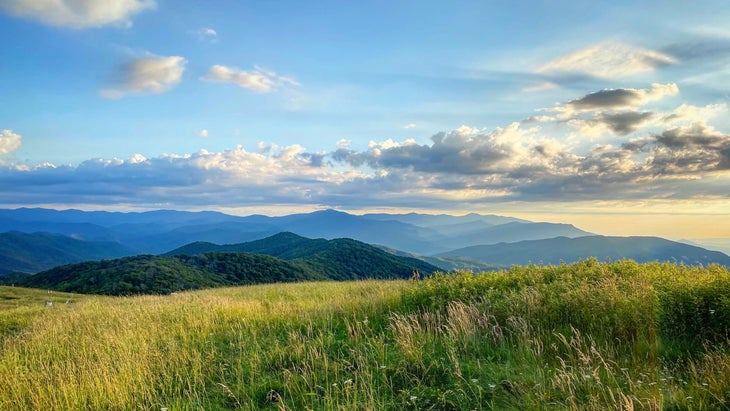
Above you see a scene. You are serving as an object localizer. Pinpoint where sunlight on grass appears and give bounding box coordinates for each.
[1,261,729,410]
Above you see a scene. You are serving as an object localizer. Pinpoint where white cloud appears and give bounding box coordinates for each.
[522,81,559,93]
[202,65,299,93]
[0,0,155,29]
[0,129,22,156]
[101,55,186,98]
[539,42,677,79]
[191,27,217,42]
[199,129,209,138]
[404,123,417,130]
[663,103,727,124]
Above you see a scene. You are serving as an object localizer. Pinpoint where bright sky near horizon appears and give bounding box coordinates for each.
[1,0,729,239]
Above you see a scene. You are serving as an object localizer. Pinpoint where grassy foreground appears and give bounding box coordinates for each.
[1,259,729,410]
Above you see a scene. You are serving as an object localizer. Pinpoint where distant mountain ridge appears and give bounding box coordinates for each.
[0,232,134,275]
[438,236,730,267]
[19,233,440,295]
[0,207,593,255]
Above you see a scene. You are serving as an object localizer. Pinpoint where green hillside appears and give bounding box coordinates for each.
[21,235,439,295]
[19,253,322,295]
[2,260,729,410]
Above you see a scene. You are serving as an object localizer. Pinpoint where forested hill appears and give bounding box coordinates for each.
[165,232,439,280]
[21,235,439,295]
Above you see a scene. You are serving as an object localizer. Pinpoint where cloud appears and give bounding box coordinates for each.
[539,42,677,79]
[0,129,22,156]
[663,103,727,124]
[567,112,657,137]
[556,83,678,116]
[202,65,299,93]
[199,129,209,138]
[2,86,729,210]
[0,0,155,29]
[403,123,417,130]
[191,27,217,43]
[101,55,186,98]
[522,81,559,93]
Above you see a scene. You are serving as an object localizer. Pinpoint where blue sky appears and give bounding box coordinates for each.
[1,0,730,238]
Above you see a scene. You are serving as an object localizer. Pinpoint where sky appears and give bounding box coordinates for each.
[1,0,729,239]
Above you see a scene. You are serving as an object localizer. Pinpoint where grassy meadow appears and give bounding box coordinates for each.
[1,259,729,410]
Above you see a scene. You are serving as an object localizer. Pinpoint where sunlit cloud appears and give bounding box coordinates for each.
[553,83,679,117]
[0,0,156,29]
[539,42,677,79]
[199,129,209,138]
[0,129,22,157]
[202,65,299,93]
[101,55,186,98]
[2,85,729,210]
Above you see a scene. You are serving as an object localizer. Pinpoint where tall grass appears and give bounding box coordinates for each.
[1,259,729,410]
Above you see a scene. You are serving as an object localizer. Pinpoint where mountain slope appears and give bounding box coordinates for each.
[23,233,441,295]
[19,253,320,295]
[0,232,134,275]
[166,232,440,280]
[438,236,730,266]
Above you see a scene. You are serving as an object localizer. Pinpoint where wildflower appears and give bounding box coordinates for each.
[702,383,709,386]
[648,382,656,386]
[410,395,418,401]
[584,374,591,379]
[380,365,387,369]
[471,378,478,383]
[488,384,496,389]
[332,383,337,387]
[344,379,353,385]
[709,309,715,315]
[686,396,693,400]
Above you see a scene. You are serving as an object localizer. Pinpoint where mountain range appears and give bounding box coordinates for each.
[1,208,729,287]
[437,236,730,267]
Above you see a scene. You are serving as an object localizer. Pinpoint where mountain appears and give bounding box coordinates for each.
[166,232,439,280]
[0,232,135,275]
[21,233,440,295]
[437,236,730,267]
[19,253,321,295]
[0,207,596,256]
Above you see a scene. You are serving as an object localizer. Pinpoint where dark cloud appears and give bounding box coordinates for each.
[567,88,645,110]
[598,112,656,135]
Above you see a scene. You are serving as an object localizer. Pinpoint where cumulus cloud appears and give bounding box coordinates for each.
[545,83,679,138]
[202,65,299,93]
[0,129,22,156]
[101,55,186,98]
[199,129,209,138]
[539,42,677,79]
[2,85,729,209]
[0,0,155,29]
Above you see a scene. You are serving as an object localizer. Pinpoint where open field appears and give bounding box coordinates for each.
[1,259,729,410]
